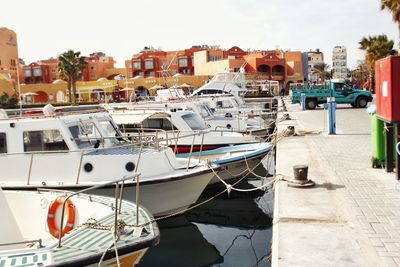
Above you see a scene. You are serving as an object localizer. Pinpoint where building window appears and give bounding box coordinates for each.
[181,69,191,74]
[51,68,56,73]
[24,69,32,77]
[23,130,68,152]
[145,60,154,69]
[179,57,188,67]
[208,55,221,61]
[133,61,141,69]
[33,67,42,77]
[0,133,7,153]
[147,71,155,77]
[90,74,97,79]
[90,65,96,70]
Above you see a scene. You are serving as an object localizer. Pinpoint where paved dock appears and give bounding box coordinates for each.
[272,98,400,267]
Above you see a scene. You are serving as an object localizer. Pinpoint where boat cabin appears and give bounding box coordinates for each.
[0,112,124,154]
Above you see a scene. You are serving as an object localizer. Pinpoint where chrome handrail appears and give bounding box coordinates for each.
[0,239,43,248]
[57,173,141,248]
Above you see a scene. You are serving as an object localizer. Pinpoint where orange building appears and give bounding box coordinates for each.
[130,46,212,78]
[82,52,115,81]
[284,51,305,88]
[23,52,116,84]
[194,47,304,90]
[0,27,19,80]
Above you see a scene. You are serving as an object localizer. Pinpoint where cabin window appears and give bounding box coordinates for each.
[199,105,211,117]
[142,118,177,131]
[182,114,208,131]
[68,122,102,149]
[0,133,7,153]
[23,130,68,152]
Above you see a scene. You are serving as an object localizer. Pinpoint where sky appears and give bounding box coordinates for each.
[2,0,398,69]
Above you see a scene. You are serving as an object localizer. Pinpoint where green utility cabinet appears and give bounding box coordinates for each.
[370,106,397,168]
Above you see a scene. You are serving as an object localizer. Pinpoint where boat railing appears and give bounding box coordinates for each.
[0,239,43,249]
[51,173,141,248]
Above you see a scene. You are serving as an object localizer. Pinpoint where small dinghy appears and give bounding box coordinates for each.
[0,180,159,266]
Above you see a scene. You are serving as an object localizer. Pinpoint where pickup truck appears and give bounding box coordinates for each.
[289,80,373,109]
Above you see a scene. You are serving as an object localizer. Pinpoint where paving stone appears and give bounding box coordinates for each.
[276,103,400,266]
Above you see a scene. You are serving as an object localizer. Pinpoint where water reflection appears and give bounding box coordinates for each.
[138,179,273,267]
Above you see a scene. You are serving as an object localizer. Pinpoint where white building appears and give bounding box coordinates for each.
[307,49,324,83]
[332,46,348,79]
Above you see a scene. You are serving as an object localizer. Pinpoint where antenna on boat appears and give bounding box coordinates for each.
[16,60,23,116]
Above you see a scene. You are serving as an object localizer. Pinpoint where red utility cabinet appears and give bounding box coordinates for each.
[375,56,400,123]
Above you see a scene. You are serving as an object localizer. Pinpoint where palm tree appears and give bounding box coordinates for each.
[311,63,331,82]
[57,50,86,104]
[381,0,400,40]
[359,34,397,90]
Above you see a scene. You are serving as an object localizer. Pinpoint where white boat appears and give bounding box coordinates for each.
[0,182,159,266]
[108,108,259,153]
[107,108,272,184]
[103,99,271,137]
[177,143,273,184]
[0,111,216,216]
[191,72,248,98]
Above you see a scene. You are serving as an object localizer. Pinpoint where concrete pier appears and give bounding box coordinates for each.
[273,98,400,266]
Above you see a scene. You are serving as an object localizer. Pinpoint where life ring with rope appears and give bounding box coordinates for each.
[47,197,75,238]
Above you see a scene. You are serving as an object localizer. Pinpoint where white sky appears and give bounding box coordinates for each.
[2,0,398,69]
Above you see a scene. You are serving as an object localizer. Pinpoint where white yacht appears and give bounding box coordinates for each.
[0,111,216,216]
[108,108,272,184]
[104,99,270,137]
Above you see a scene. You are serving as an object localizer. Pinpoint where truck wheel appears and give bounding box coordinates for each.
[356,96,368,108]
[306,98,317,110]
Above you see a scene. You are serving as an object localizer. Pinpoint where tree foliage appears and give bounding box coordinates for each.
[359,34,397,89]
[57,50,86,104]
[311,63,331,82]
[381,0,400,37]
[0,93,18,109]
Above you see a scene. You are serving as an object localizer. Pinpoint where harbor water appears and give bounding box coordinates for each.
[138,168,274,267]
[138,101,275,267]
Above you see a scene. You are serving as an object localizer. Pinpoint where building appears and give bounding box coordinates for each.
[307,49,324,82]
[130,46,208,78]
[22,52,116,84]
[0,27,19,80]
[332,46,348,79]
[193,48,243,75]
[194,47,304,90]
[284,51,305,88]
[82,52,115,81]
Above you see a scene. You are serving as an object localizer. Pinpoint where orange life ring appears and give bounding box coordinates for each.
[47,197,75,238]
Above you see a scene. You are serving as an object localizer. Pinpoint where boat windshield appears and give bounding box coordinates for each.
[98,119,124,144]
[68,121,103,149]
[181,113,209,131]
[199,104,212,117]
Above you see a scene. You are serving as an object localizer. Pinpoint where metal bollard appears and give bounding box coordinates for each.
[300,93,306,111]
[327,97,336,135]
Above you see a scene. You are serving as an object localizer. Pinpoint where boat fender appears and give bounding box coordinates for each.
[47,197,76,238]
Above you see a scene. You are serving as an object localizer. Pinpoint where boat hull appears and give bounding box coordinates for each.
[93,170,214,216]
[210,150,269,184]
[2,169,214,217]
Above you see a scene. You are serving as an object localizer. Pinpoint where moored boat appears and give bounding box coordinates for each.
[0,111,216,216]
[0,182,159,266]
